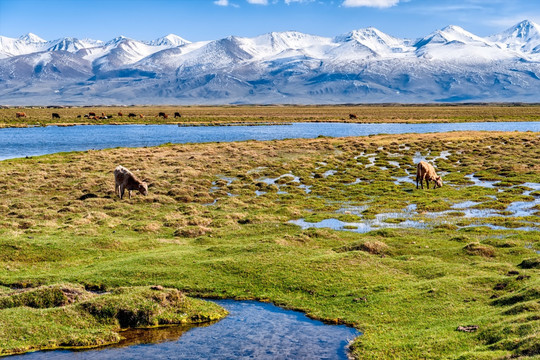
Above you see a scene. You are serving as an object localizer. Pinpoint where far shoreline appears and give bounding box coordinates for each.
[1,104,539,128]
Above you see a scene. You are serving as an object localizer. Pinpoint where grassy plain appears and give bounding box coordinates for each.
[0,130,539,358]
[1,104,540,127]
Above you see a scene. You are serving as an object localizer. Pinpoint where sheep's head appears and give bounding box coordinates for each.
[139,182,148,196]
[434,176,443,189]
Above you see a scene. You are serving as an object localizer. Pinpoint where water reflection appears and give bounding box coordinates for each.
[10,300,360,360]
[1,121,539,161]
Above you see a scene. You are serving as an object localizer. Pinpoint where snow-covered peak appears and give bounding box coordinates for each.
[415,25,489,48]
[335,27,409,55]
[147,34,190,47]
[490,20,540,53]
[47,37,102,52]
[242,31,333,59]
[18,32,46,43]
[105,35,131,46]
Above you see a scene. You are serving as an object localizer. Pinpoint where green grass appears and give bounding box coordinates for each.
[0,285,227,355]
[0,131,538,358]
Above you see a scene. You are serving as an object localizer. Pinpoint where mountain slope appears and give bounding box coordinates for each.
[1,22,540,104]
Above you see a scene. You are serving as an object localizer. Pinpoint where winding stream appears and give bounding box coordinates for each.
[10,300,360,360]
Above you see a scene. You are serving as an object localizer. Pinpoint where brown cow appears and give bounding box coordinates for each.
[416,161,442,189]
[118,112,123,117]
[163,114,169,119]
[52,113,60,119]
[15,112,27,118]
[349,113,358,120]
[89,112,96,117]
[114,165,148,199]
[139,114,145,118]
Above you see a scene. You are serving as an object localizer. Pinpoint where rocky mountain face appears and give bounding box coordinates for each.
[1,20,539,104]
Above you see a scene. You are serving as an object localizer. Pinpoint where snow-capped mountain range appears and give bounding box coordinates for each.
[1,20,540,104]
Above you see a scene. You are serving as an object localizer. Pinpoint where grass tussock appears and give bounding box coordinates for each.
[0,285,227,356]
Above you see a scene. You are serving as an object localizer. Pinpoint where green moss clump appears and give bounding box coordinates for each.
[0,285,227,356]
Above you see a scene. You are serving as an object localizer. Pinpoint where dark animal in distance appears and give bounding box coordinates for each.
[416,161,443,189]
[114,165,148,199]
[158,112,166,117]
[128,113,137,118]
[52,113,60,119]
[349,114,358,120]
[88,112,96,117]
[174,112,182,118]
[15,112,27,118]
[118,112,123,117]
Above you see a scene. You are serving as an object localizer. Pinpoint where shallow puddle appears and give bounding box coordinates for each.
[11,300,360,360]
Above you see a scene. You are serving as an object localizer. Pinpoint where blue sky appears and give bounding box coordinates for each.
[1,0,539,42]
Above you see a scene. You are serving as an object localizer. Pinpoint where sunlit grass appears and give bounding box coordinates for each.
[0,131,538,358]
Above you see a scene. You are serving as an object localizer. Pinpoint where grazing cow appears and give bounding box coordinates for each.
[84,114,90,118]
[174,112,181,118]
[349,113,358,120]
[163,114,169,119]
[118,112,123,117]
[139,114,145,118]
[158,112,166,118]
[77,115,81,118]
[89,112,96,117]
[52,113,60,119]
[114,165,148,199]
[128,113,137,118]
[416,161,443,189]
[15,112,27,118]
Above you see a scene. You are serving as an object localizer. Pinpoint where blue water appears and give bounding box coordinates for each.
[10,300,360,360]
[1,121,538,160]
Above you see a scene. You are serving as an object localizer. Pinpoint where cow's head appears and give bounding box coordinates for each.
[139,182,149,196]
[434,176,443,189]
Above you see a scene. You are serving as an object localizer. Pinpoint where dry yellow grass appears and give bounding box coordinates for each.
[1,104,540,127]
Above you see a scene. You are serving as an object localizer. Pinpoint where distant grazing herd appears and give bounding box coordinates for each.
[12,111,182,120]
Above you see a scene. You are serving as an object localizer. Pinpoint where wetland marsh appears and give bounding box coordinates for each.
[0,119,539,359]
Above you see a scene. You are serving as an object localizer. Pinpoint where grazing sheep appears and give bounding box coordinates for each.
[114,165,148,199]
[416,161,442,189]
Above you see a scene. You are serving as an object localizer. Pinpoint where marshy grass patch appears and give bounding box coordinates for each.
[0,285,227,356]
[0,130,539,359]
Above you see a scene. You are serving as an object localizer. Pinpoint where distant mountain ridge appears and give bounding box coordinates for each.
[1,20,539,105]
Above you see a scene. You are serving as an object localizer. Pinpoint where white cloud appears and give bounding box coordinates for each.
[342,0,400,8]
[285,0,314,4]
[214,0,229,6]
[247,0,268,4]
